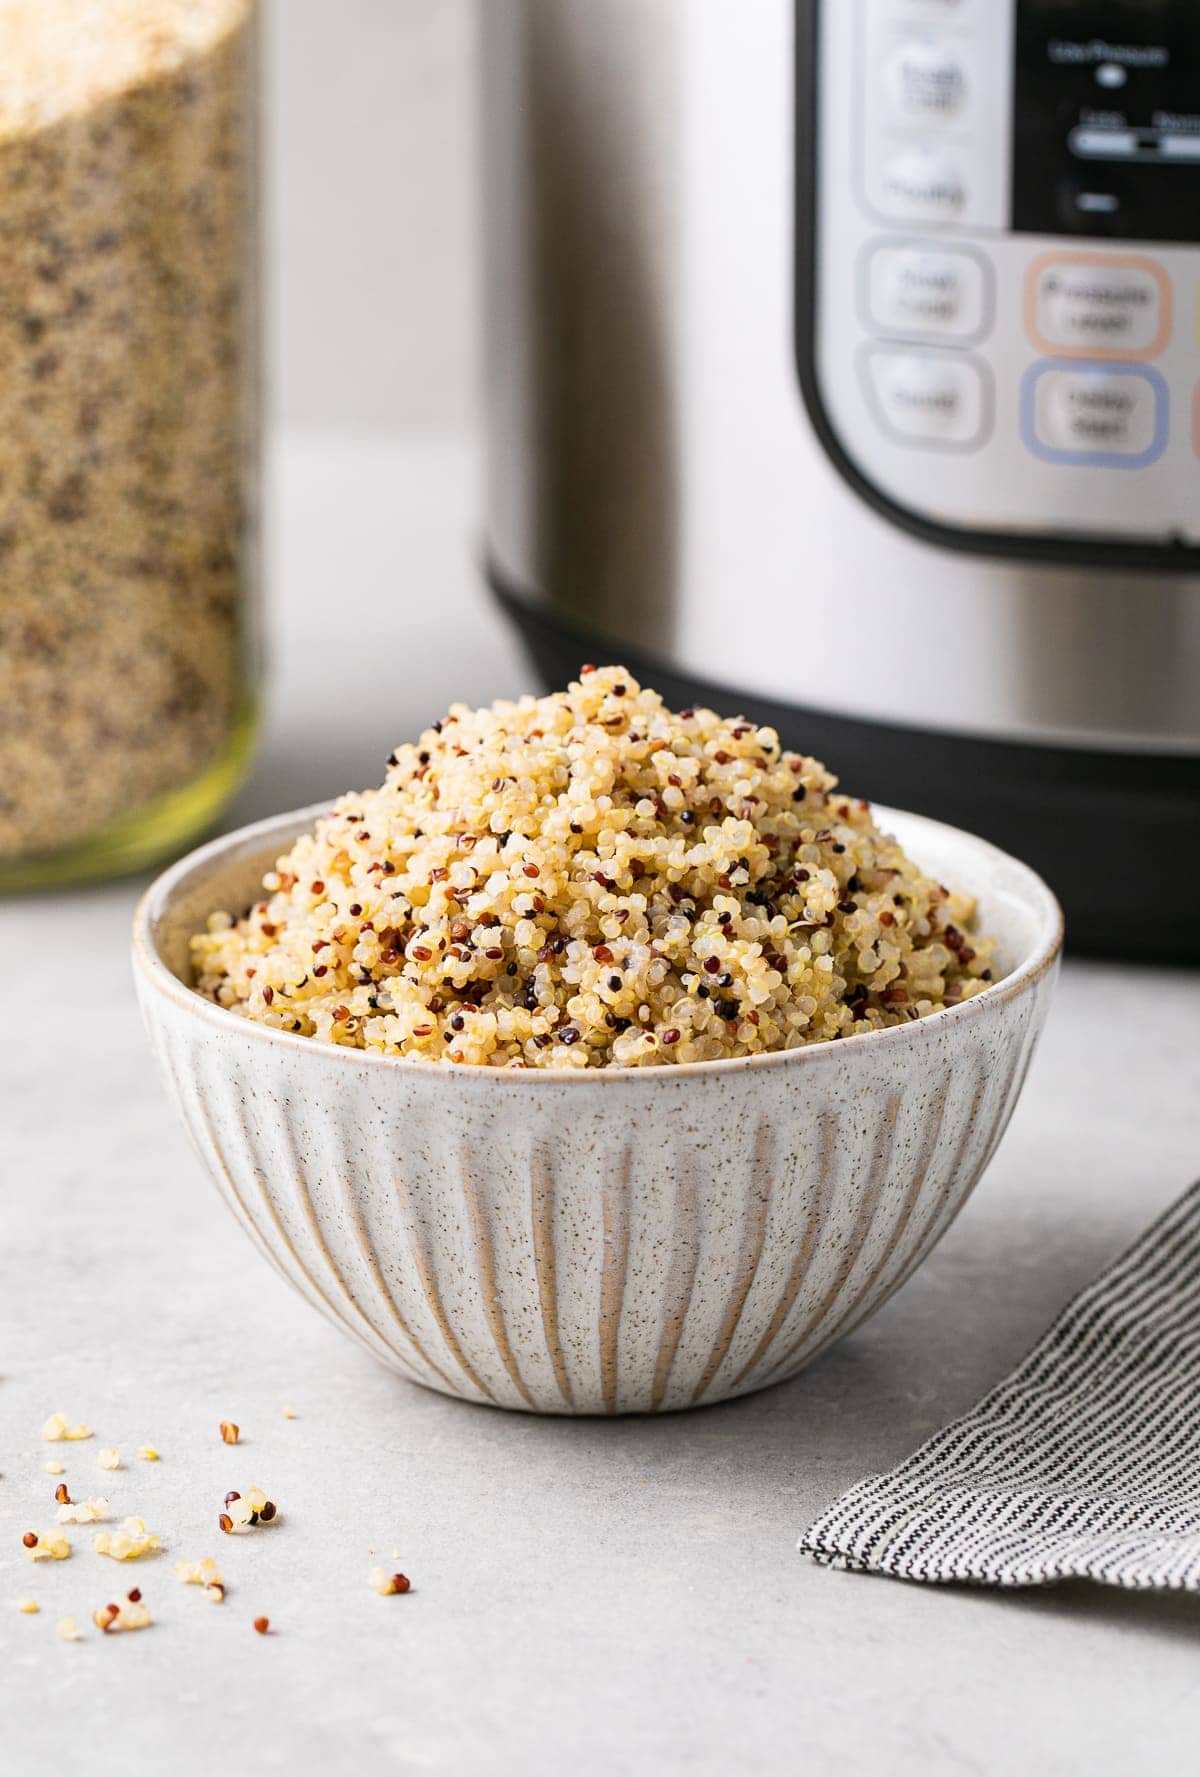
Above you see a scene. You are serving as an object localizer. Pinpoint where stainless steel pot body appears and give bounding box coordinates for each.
[483,0,1200,751]
[481,0,1200,956]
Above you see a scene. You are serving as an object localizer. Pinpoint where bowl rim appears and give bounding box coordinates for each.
[132,799,1063,1086]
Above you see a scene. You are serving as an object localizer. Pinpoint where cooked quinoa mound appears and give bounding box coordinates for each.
[191,668,997,1069]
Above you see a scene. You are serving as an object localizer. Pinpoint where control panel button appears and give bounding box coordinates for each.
[866,243,989,340]
[1022,363,1167,467]
[877,146,967,220]
[1026,254,1169,359]
[885,40,968,120]
[863,347,987,448]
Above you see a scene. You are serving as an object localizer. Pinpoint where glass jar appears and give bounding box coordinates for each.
[0,0,260,890]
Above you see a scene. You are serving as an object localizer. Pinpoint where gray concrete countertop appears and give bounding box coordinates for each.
[3,433,1199,1777]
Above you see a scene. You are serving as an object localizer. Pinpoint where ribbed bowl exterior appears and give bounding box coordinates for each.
[136,958,1055,1413]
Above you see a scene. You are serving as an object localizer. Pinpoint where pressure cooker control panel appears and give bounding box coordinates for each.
[799,0,1200,558]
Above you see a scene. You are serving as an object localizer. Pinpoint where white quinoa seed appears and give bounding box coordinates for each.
[191,668,996,1069]
[25,1528,70,1561]
[93,1517,161,1561]
[94,1593,151,1634]
[42,1413,91,1442]
[56,1497,109,1525]
[174,1556,222,1590]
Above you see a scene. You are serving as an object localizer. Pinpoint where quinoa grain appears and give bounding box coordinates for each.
[192,669,995,1066]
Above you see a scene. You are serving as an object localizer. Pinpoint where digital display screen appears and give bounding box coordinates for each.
[1012,1,1200,240]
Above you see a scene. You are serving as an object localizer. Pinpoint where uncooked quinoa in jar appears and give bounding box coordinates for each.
[0,0,259,888]
[191,668,998,1069]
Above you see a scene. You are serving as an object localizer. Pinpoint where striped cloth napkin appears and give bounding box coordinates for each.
[801,1179,1200,1590]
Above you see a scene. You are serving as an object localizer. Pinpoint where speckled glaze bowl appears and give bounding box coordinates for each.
[133,803,1061,1415]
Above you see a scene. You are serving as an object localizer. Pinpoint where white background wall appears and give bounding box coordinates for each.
[263,0,479,430]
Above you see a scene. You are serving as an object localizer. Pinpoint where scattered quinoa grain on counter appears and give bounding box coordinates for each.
[191,668,997,1067]
[219,1420,240,1445]
[56,1497,109,1525]
[93,1517,161,1561]
[24,1528,70,1561]
[253,1615,270,1635]
[175,1557,224,1600]
[137,1446,160,1462]
[57,1616,82,1642]
[17,1598,39,1614]
[94,1591,151,1634]
[219,1487,277,1532]
[369,1568,411,1596]
[174,1556,222,1587]
[96,1448,121,1471]
[42,1413,90,1442]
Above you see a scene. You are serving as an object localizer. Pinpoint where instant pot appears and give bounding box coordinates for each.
[482,0,1200,959]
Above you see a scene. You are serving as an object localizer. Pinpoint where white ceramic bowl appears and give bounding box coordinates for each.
[133,802,1061,1415]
